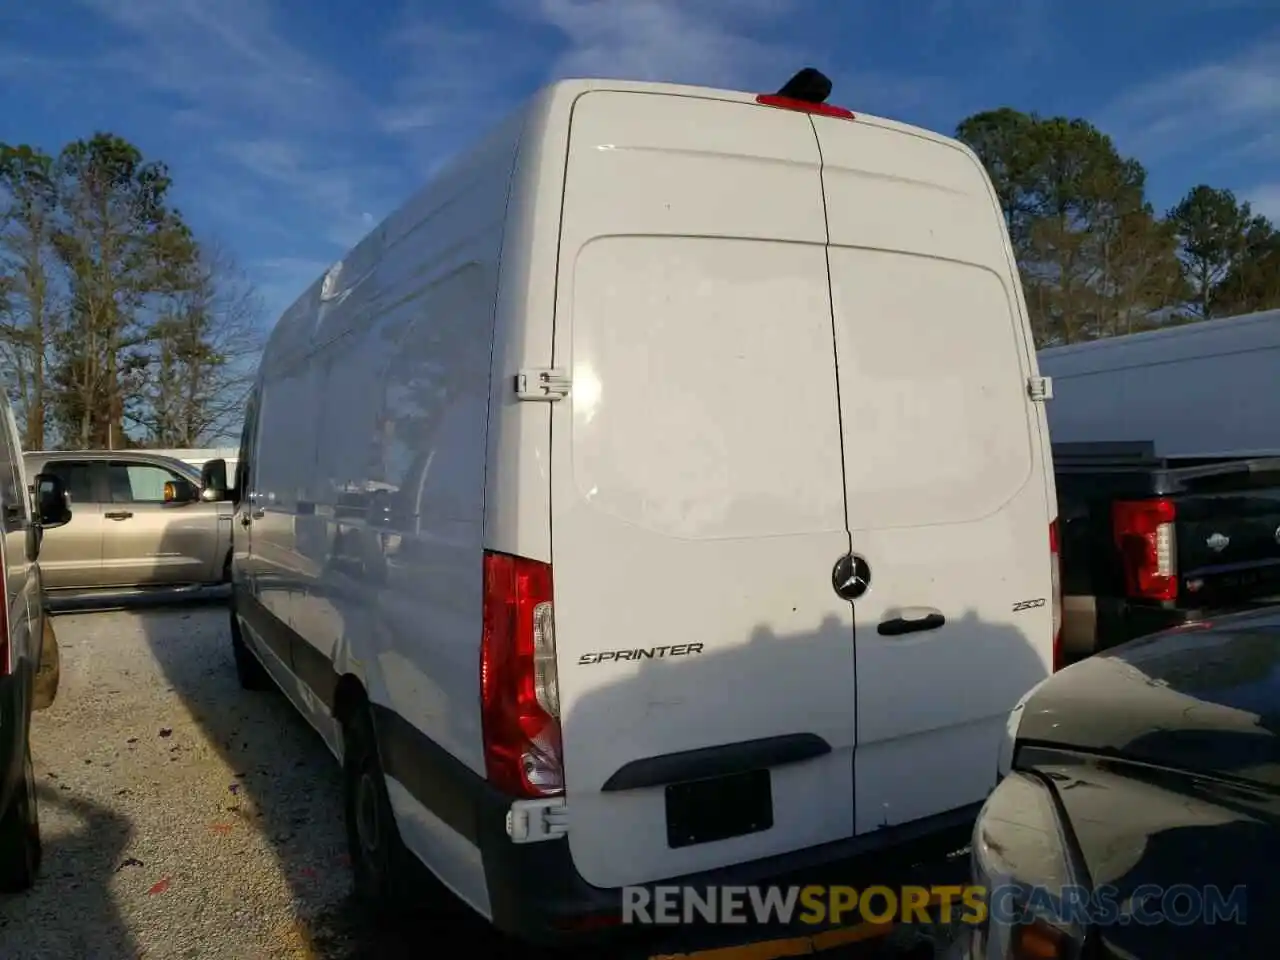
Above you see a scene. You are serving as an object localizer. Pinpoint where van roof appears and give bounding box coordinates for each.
[260,75,972,373]
[533,77,954,147]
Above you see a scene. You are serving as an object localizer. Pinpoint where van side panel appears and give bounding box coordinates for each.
[812,117,1054,833]
[303,110,522,763]
[251,362,325,664]
[245,109,527,919]
[483,86,579,564]
[549,91,859,890]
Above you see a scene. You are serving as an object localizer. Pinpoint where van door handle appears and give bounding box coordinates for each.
[104,510,133,521]
[877,607,945,636]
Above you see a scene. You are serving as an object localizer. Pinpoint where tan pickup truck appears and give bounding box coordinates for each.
[24,450,234,599]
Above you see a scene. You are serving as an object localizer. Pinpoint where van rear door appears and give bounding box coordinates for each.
[811,115,1054,833]
[549,90,857,889]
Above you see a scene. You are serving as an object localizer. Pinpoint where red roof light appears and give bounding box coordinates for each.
[755,93,855,120]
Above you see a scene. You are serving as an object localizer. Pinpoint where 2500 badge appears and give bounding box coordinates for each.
[1012,598,1046,612]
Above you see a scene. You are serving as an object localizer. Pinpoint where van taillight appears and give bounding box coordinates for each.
[480,550,564,799]
[1112,499,1177,602]
[1049,519,1062,672]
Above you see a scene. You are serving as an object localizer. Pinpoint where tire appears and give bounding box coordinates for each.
[32,618,60,712]
[0,745,42,893]
[342,704,416,914]
[229,609,270,691]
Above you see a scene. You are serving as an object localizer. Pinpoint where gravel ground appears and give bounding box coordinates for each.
[0,600,962,960]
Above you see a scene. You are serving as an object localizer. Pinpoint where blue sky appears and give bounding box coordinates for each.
[3,0,1278,324]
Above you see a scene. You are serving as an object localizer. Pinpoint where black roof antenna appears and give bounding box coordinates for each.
[775,68,832,104]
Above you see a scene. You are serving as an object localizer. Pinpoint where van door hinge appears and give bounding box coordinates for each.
[506,797,568,844]
[1027,376,1054,402]
[515,368,571,401]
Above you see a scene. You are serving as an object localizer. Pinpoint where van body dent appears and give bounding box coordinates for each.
[228,77,1059,941]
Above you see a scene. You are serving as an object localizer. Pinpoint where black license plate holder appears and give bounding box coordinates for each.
[665,769,774,849]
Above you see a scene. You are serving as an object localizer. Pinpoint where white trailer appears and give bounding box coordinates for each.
[1037,309,1280,460]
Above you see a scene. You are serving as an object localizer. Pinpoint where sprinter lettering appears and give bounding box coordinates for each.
[578,643,705,665]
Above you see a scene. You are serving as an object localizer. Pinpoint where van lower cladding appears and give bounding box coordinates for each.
[226,67,1059,945]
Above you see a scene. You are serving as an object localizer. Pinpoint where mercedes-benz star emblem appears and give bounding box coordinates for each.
[1275,525,1280,547]
[832,553,871,601]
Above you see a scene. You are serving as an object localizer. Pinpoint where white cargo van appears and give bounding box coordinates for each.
[204,71,1060,942]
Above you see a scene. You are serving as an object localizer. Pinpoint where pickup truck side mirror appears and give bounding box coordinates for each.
[199,458,230,502]
[33,473,72,529]
[165,479,199,504]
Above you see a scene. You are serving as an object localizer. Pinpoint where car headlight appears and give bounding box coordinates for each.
[969,771,1086,960]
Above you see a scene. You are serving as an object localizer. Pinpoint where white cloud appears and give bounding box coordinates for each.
[525,0,798,88]
[374,17,538,174]
[49,0,966,314]
[216,139,393,249]
[72,0,398,256]
[378,0,809,173]
[517,1,948,124]
[377,21,525,136]
[75,0,363,131]
[1100,32,1280,163]
[379,1,797,135]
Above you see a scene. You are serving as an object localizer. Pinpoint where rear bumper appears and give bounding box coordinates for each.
[473,784,976,946]
[370,698,975,947]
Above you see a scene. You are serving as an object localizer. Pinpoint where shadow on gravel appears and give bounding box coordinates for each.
[0,784,138,959]
[121,587,991,960]
[119,593,565,959]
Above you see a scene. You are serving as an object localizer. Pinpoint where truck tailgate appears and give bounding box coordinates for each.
[1177,483,1280,607]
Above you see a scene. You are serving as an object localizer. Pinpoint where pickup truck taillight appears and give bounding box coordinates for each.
[1050,519,1063,672]
[1112,498,1177,602]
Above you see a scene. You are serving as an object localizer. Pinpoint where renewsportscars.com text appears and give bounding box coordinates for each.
[622,884,1248,927]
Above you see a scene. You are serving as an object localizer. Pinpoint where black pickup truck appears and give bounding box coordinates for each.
[1055,441,1280,657]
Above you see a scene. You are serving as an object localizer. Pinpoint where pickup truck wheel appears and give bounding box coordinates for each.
[341,705,416,914]
[0,746,42,893]
[229,610,271,691]
[32,617,60,712]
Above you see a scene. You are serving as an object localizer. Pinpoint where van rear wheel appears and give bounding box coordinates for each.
[341,705,415,913]
[0,746,42,893]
